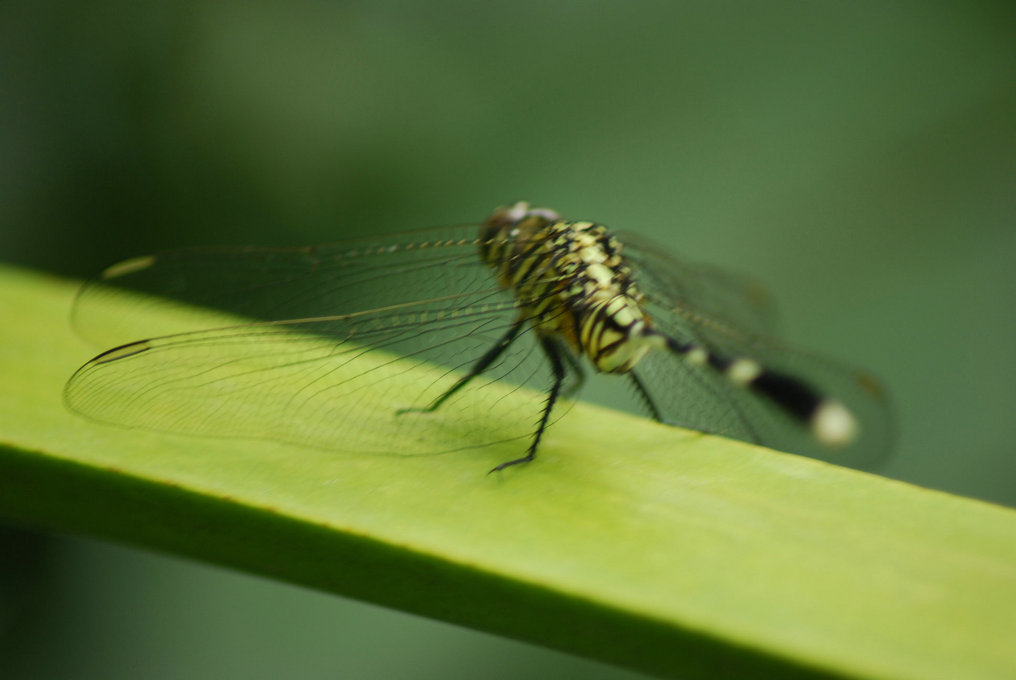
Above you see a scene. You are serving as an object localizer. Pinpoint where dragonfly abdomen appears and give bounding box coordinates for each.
[665,337,858,447]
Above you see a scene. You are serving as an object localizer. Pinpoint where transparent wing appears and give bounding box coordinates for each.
[66,226,576,455]
[625,237,893,468]
[619,231,780,338]
[72,225,496,348]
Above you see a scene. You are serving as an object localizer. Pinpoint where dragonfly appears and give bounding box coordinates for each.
[65,201,892,471]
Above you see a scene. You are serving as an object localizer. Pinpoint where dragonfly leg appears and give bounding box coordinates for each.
[559,343,586,398]
[397,318,525,416]
[629,369,665,422]
[490,335,568,473]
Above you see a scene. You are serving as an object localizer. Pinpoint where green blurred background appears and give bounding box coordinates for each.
[2,2,1014,678]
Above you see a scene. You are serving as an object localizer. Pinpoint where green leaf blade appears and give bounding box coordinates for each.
[1,264,1015,679]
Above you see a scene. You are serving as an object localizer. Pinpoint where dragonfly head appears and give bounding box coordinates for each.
[479,201,561,269]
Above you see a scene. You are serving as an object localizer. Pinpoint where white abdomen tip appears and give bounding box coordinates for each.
[811,400,859,447]
[726,358,762,386]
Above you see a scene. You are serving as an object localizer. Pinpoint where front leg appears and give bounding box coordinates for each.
[396,319,526,416]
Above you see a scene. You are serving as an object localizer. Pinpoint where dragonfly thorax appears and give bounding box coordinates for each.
[480,202,662,374]
[576,296,666,373]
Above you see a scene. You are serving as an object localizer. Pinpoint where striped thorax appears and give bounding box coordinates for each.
[480,202,665,374]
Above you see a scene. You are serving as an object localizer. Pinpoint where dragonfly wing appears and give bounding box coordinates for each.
[65,295,572,455]
[72,225,489,348]
[619,231,780,338]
